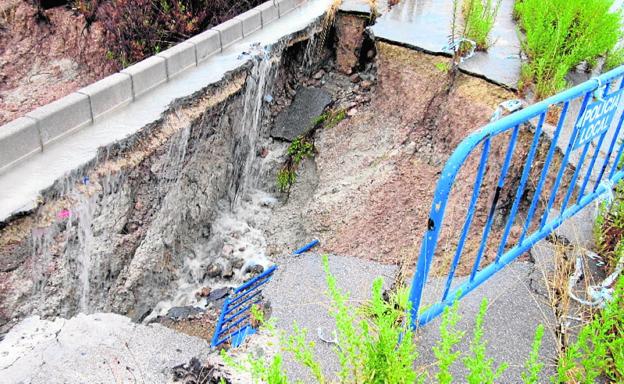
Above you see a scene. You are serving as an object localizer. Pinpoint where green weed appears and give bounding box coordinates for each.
[606,47,624,71]
[522,324,545,384]
[462,0,501,51]
[559,181,624,382]
[287,137,314,164]
[463,299,508,383]
[276,137,314,193]
[515,0,622,99]
[276,168,297,193]
[434,297,464,384]
[594,181,624,270]
[435,61,452,73]
[556,278,624,383]
[312,109,347,129]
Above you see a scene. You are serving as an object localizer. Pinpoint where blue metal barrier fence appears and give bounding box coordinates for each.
[409,66,624,329]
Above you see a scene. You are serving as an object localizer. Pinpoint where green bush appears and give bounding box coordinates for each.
[515,0,622,99]
[462,0,501,50]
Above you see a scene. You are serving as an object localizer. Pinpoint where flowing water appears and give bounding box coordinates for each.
[149,44,284,317]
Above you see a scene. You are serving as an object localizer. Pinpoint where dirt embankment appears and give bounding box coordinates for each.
[0,1,115,125]
[267,42,551,278]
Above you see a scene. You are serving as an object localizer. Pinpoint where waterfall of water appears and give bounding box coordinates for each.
[148,44,284,317]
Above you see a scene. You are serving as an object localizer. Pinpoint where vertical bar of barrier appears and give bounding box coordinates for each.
[519,101,571,243]
[442,138,491,300]
[475,125,520,269]
[610,139,624,179]
[560,141,592,212]
[539,91,594,228]
[496,113,546,262]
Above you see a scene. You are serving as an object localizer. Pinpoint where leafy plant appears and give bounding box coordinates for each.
[435,61,452,73]
[594,181,624,270]
[276,168,296,193]
[312,109,347,129]
[522,324,545,384]
[462,0,501,51]
[322,256,421,383]
[463,299,508,383]
[560,183,624,382]
[515,0,622,99]
[287,137,314,164]
[606,47,624,71]
[276,136,314,193]
[433,296,464,384]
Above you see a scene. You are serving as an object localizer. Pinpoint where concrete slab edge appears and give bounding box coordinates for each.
[371,35,518,90]
[0,0,309,174]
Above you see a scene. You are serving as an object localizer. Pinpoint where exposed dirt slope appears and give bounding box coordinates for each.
[267,43,530,277]
[0,1,115,125]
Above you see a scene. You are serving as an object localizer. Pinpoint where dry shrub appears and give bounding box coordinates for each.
[74,0,264,68]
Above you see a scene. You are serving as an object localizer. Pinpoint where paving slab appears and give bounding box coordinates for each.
[414,261,558,382]
[0,313,210,384]
[265,253,397,382]
[271,87,332,141]
[369,0,521,89]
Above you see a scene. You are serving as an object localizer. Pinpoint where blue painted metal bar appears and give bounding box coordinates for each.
[495,113,546,262]
[474,125,520,271]
[609,137,624,179]
[519,102,570,243]
[539,90,593,228]
[293,239,320,254]
[594,111,624,192]
[222,298,262,324]
[408,65,624,329]
[442,138,491,300]
[233,265,277,294]
[211,265,277,348]
[560,141,592,212]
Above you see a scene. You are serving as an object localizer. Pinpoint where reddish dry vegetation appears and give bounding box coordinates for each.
[0,0,264,126]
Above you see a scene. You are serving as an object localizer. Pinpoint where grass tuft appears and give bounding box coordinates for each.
[515,0,622,99]
[462,0,501,51]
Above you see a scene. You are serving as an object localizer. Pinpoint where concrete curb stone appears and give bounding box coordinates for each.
[212,18,244,49]
[121,56,168,98]
[0,117,41,174]
[157,42,198,78]
[27,92,92,148]
[77,73,133,121]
